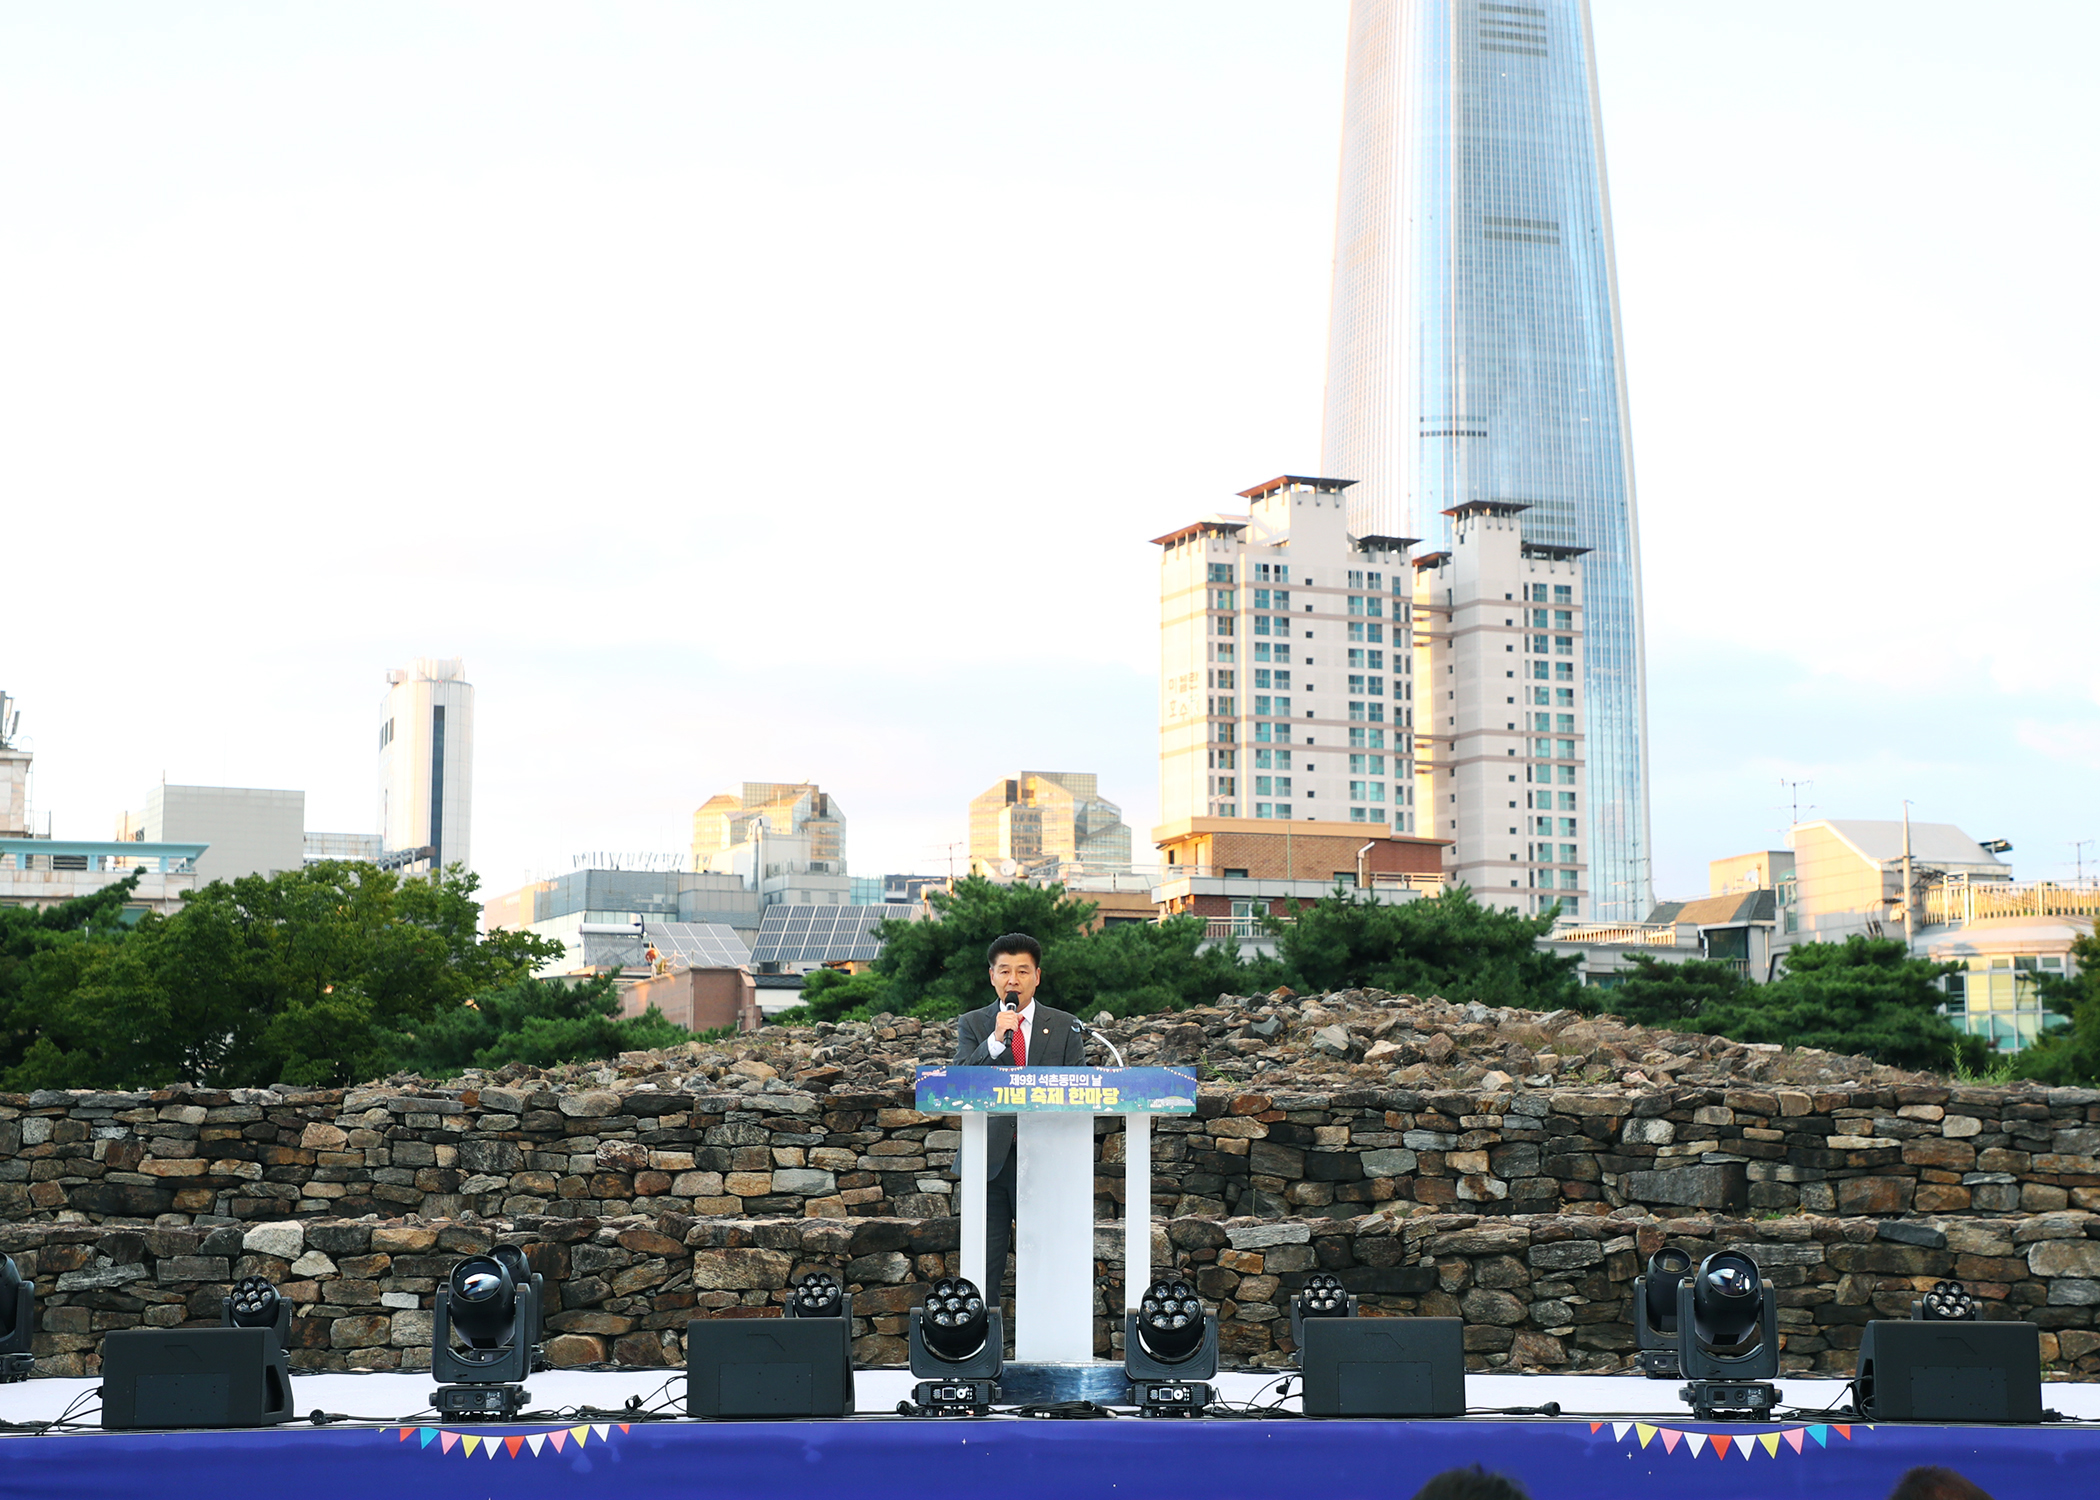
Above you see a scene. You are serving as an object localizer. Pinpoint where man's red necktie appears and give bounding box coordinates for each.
[1011,1019,1026,1068]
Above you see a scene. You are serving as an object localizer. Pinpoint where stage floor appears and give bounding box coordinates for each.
[2,1368,2096,1500]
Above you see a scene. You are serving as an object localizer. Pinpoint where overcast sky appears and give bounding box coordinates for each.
[5,2,2096,904]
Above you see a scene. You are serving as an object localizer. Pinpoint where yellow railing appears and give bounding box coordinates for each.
[1924,881,2100,925]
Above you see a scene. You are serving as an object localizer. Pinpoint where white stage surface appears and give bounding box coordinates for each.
[6,1366,2100,1428]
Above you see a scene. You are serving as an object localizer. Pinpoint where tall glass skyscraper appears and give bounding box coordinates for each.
[1320,0,1651,920]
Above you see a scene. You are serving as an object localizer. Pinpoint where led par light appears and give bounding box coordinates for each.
[1633,1247,1692,1378]
[787,1271,849,1319]
[431,1255,534,1420]
[906,1277,1002,1415]
[1676,1251,1778,1420]
[0,1255,35,1382]
[222,1275,290,1345]
[1915,1280,1979,1322]
[1288,1272,1357,1363]
[1123,1277,1219,1417]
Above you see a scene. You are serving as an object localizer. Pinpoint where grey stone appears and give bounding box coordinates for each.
[242,1221,305,1262]
[1621,1162,1747,1211]
[1528,1240,1601,1272]
[55,1265,146,1293]
[2029,1239,2100,1278]
[1876,1222,1947,1250]
[771,1169,837,1196]
[1361,1149,1419,1179]
[1225,1222,1312,1250]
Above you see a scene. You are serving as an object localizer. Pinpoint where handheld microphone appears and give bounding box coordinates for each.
[1001,990,1020,1012]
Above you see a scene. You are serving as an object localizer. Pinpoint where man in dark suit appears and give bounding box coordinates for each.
[951,932,1090,1294]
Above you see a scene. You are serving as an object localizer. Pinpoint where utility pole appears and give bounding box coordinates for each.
[2073,839,2094,888]
[1901,800,1915,953]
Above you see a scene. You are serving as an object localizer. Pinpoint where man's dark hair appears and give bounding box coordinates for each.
[1888,1467,1995,1500]
[1410,1468,1529,1500]
[986,933,1042,966]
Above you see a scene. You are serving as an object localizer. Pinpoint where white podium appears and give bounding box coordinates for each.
[919,1065,1197,1369]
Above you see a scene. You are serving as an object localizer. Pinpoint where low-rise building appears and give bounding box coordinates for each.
[0,839,206,918]
[116,784,305,883]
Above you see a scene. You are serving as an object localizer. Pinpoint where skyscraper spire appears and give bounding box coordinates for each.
[1320,0,1652,919]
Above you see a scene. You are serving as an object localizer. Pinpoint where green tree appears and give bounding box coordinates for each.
[2007,930,2100,1084]
[1686,936,1985,1072]
[385,973,692,1077]
[0,873,142,1079]
[3,862,562,1090]
[809,876,1253,1023]
[1586,953,1751,1028]
[1268,883,1582,1009]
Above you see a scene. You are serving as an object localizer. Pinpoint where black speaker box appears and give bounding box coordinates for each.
[1300,1316,1465,1417]
[686,1318,854,1418]
[101,1328,294,1430]
[1857,1320,2043,1423]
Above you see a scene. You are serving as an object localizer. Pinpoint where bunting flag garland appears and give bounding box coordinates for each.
[389,1422,633,1458]
[1593,1421,1857,1461]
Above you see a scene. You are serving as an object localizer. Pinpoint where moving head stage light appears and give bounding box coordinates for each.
[906,1277,1002,1415]
[489,1244,550,1372]
[0,1255,35,1382]
[1633,1248,1691,1378]
[104,1275,294,1430]
[687,1272,856,1418]
[1676,1251,1778,1420]
[1288,1272,1357,1362]
[1856,1280,2042,1423]
[1124,1277,1219,1417]
[432,1255,538,1420]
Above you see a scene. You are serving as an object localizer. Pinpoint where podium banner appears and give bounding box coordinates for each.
[915,1065,1197,1114]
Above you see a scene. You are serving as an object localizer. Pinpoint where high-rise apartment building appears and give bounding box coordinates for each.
[1411,501,1587,916]
[1156,476,1418,830]
[378,658,474,877]
[968,772,1132,877]
[689,782,850,906]
[1319,0,1650,919]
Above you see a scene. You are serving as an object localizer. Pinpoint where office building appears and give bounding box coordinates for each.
[116,784,304,883]
[0,696,199,917]
[968,771,1132,877]
[378,658,474,877]
[1155,475,1417,830]
[690,783,850,907]
[1320,0,1651,918]
[1412,500,1589,916]
[482,865,763,976]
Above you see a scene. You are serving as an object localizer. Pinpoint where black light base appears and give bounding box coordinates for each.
[432,1383,529,1420]
[1681,1379,1777,1420]
[1130,1378,1211,1416]
[0,1352,32,1383]
[1636,1349,1679,1379]
[907,1377,998,1416]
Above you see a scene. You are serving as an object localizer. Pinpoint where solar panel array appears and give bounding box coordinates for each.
[642,922,753,968]
[750,904,900,964]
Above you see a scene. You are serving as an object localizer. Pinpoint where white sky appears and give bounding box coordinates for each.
[4,2,2096,903]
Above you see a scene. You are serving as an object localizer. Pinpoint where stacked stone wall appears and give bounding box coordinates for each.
[12,1208,2100,1381]
[2,1076,2096,1228]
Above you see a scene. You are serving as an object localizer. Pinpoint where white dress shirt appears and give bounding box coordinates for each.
[984,999,1036,1061]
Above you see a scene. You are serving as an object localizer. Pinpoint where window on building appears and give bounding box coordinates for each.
[1534,816,1552,835]
[1349,780,1369,801]
[1532,609,1548,628]
[1348,675,1366,694]
[1556,713,1574,733]
[1210,749,1236,769]
[1349,621,1366,642]
[1530,634,1549,654]
[1532,661,1550,681]
[1560,870,1579,889]
[1349,702,1367,722]
[1209,563,1234,583]
[1560,843,1577,862]
[1347,570,1364,589]
[1369,703,1384,722]
[1212,776,1235,796]
[1214,616,1235,637]
[1348,648,1366,669]
[1274,671,1291,690]
[1555,687,1573,707]
[1533,712,1550,731]
[1554,661,1573,680]
[1366,572,1382,590]
[1347,596,1365,617]
[1214,670,1235,689]
[1254,669,1271,690]
[1367,622,1383,643]
[1273,644,1290,663]
[1558,791,1576,811]
[1254,802,1273,819]
[1369,782,1385,802]
[1559,817,1577,836]
[1253,642,1271,662]
[1554,610,1573,630]
[1368,677,1384,695]
[1273,591,1290,611]
[1253,616,1270,636]
[1367,650,1384,670]
[1215,642,1234,662]
[1556,765,1575,785]
[1553,585,1571,604]
[1557,738,1575,758]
